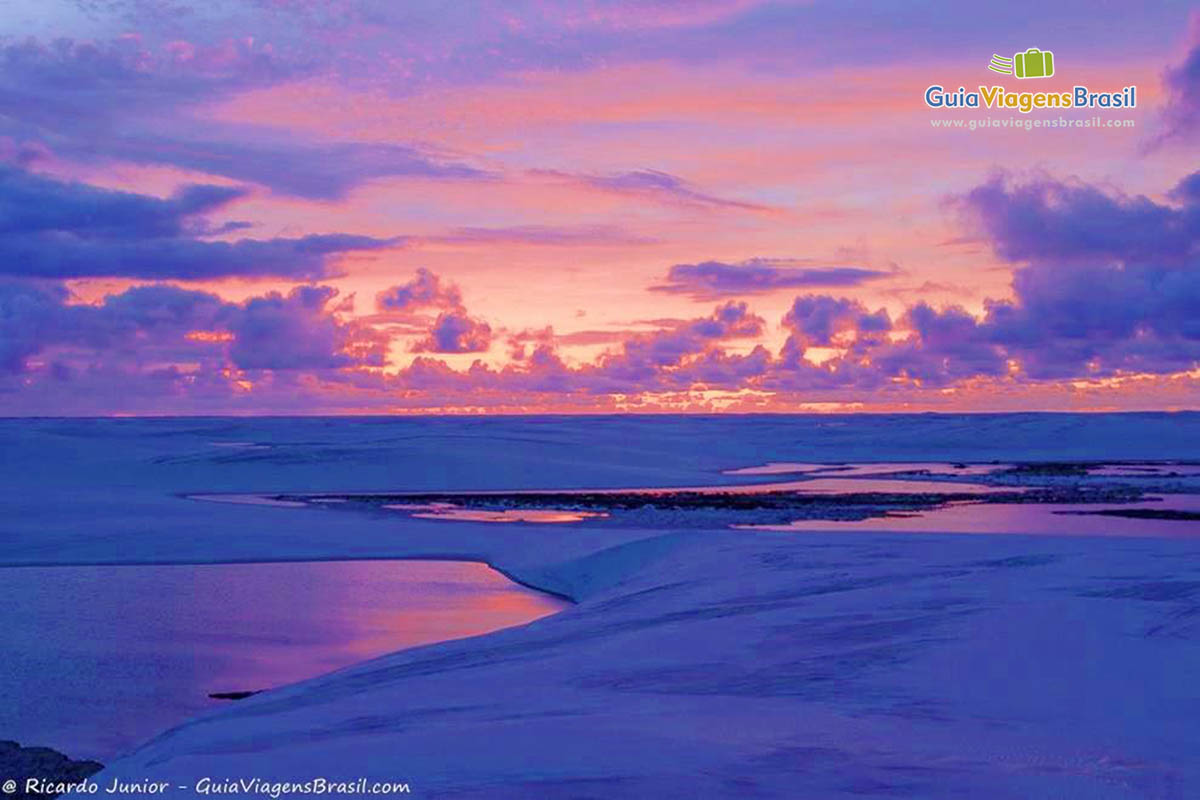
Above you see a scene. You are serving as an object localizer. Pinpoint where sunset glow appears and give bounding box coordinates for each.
[1,1,1197,414]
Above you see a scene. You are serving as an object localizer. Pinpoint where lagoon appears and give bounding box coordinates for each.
[0,559,566,760]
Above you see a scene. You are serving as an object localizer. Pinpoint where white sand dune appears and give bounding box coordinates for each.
[2,414,1199,798]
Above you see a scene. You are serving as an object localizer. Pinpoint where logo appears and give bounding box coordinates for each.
[989,48,1056,79]
[923,46,1135,115]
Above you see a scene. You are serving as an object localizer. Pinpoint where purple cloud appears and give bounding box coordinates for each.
[879,303,1008,384]
[376,269,464,312]
[959,172,1197,265]
[0,167,245,238]
[580,301,764,389]
[82,137,488,201]
[1157,21,1200,145]
[82,0,1182,97]
[0,39,487,200]
[413,310,494,354]
[0,38,294,127]
[653,259,891,299]
[938,170,1200,379]
[589,170,764,209]
[387,302,775,397]
[1171,170,1200,205]
[0,281,381,376]
[0,166,398,279]
[0,281,228,376]
[5,160,1200,409]
[0,230,396,281]
[229,286,386,370]
[782,296,891,348]
[377,269,495,354]
[0,281,69,373]
[536,168,768,211]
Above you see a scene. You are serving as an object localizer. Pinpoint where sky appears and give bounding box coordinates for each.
[0,0,1198,414]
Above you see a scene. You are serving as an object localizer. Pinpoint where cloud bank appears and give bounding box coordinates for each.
[0,166,397,279]
[5,157,1200,412]
[652,259,891,299]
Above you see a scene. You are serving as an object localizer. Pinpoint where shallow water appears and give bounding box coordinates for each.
[0,560,566,761]
[740,494,1200,537]
[384,504,608,523]
[1087,463,1200,477]
[192,461,1200,533]
[772,477,1012,494]
[725,462,1010,477]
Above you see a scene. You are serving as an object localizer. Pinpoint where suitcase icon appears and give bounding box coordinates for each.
[1014,48,1054,79]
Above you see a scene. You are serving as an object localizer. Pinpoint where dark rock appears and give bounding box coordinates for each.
[1000,462,1094,476]
[208,690,262,701]
[0,741,102,799]
[1054,508,1200,521]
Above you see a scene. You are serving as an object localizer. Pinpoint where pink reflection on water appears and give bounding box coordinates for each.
[370,477,1010,524]
[725,462,1011,477]
[776,477,1017,494]
[187,493,307,508]
[383,503,607,523]
[0,560,567,760]
[724,462,827,475]
[738,495,1200,538]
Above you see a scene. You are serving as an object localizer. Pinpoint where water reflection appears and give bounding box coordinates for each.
[187,493,307,507]
[739,494,1200,538]
[0,560,566,761]
[771,477,1015,494]
[1086,463,1200,477]
[725,462,1011,477]
[382,504,607,523]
